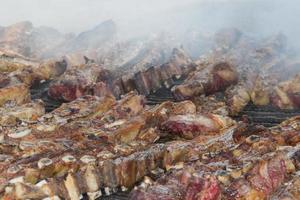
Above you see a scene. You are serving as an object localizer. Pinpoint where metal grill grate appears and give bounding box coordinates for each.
[235,103,300,127]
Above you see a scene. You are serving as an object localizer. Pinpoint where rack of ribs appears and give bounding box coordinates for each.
[171,62,238,101]
[0,91,240,199]
[130,116,300,200]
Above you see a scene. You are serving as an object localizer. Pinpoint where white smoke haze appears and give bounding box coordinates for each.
[0,0,299,46]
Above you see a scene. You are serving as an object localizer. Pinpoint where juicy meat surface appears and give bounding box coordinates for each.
[172,62,238,101]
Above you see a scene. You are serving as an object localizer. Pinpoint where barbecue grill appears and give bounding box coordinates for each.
[30,78,300,130]
[30,78,300,200]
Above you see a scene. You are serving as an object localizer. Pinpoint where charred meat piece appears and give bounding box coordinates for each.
[35,59,67,81]
[95,116,146,144]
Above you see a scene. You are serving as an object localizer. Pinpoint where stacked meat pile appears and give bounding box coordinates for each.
[47,47,194,101]
[0,23,299,200]
[0,91,237,200]
[0,89,299,199]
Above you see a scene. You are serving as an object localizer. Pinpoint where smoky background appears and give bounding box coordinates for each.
[0,0,299,49]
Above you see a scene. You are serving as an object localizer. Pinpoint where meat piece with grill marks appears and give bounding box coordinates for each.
[249,74,273,106]
[172,62,238,101]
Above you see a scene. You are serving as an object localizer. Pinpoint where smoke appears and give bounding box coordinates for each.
[0,0,300,46]
[0,0,200,33]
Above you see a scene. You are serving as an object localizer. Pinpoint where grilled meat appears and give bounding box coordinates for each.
[130,116,300,200]
[193,95,229,116]
[270,172,300,200]
[1,25,300,200]
[35,95,116,132]
[0,99,44,126]
[0,50,38,73]
[272,74,300,109]
[1,110,299,199]
[225,83,251,116]
[0,84,30,107]
[114,47,193,97]
[161,114,235,139]
[48,63,113,101]
[172,62,238,100]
